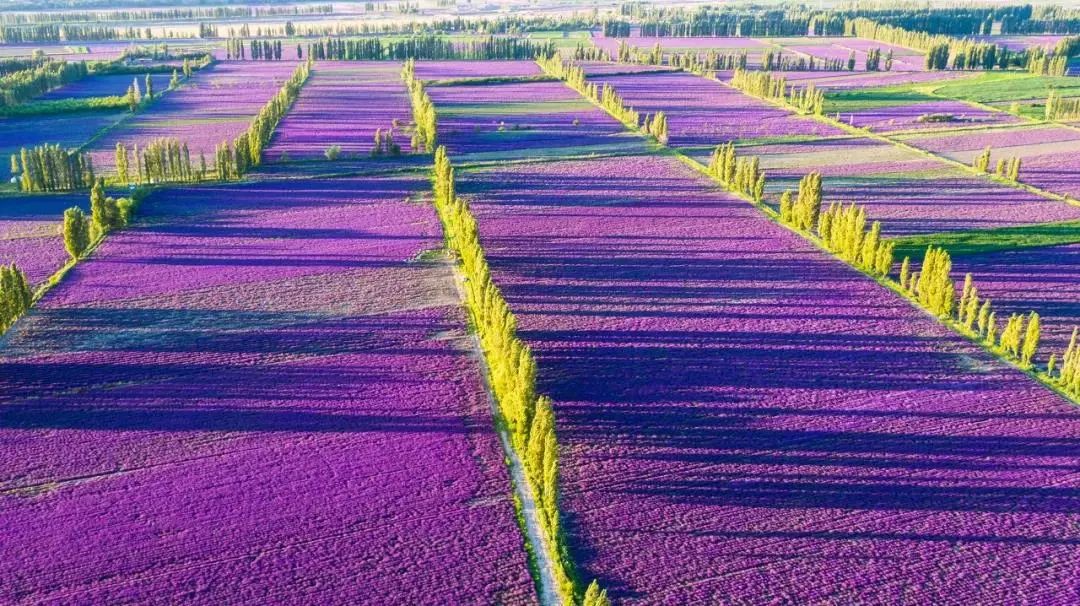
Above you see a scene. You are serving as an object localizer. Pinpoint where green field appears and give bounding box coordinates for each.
[890,219,1080,259]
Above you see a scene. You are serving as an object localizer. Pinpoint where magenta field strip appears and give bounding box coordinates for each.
[0,175,536,604]
[578,69,1080,235]
[455,151,1079,604]
[264,61,410,161]
[421,75,1080,602]
[85,61,300,172]
[0,193,88,286]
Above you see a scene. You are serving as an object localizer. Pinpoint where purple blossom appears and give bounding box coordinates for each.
[457,153,1080,604]
[0,174,537,604]
[265,62,411,160]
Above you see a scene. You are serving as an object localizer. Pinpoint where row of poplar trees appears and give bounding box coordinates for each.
[401,59,436,152]
[730,69,824,115]
[216,57,311,179]
[708,142,766,202]
[537,53,666,143]
[432,146,608,606]
[62,179,136,260]
[972,146,1021,182]
[0,263,32,336]
[11,144,95,193]
[897,246,1044,372]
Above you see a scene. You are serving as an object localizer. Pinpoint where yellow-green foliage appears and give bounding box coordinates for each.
[730,69,824,115]
[731,68,786,100]
[973,146,991,172]
[62,206,90,259]
[14,143,94,192]
[402,58,437,152]
[644,110,668,143]
[1056,328,1080,397]
[432,146,596,604]
[816,203,894,277]
[787,81,824,115]
[1046,90,1080,121]
[781,171,822,231]
[128,138,198,185]
[223,57,311,177]
[538,53,639,131]
[0,263,32,335]
[707,141,765,201]
[915,245,954,317]
[582,581,610,606]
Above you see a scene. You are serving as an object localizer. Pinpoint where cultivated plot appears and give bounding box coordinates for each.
[0,175,537,605]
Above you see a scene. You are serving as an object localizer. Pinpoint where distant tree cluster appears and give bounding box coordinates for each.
[707,142,765,202]
[306,35,555,61]
[848,16,1073,72]
[670,50,748,73]
[0,58,88,107]
[0,264,32,335]
[864,48,891,71]
[1045,91,1080,121]
[602,20,631,37]
[730,69,823,115]
[11,144,94,192]
[973,146,1021,182]
[572,43,609,62]
[763,49,846,72]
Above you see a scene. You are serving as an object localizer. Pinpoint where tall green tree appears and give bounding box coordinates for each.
[63,206,90,259]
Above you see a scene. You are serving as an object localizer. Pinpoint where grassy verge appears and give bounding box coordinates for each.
[889,220,1080,259]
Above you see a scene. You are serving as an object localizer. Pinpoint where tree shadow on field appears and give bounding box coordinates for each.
[456,156,1080,601]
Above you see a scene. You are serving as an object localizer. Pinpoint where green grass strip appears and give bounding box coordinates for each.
[890,220,1080,259]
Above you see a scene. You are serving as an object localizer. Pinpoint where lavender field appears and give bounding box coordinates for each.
[3,2,1080,604]
[87,61,299,172]
[0,175,536,604]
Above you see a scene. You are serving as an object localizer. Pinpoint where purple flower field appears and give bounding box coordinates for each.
[5,12,1080,602]
[582,70,841,145]
[453,152,1080,604]
[38,73,172,101]
[87,61,299,172]
[264,62,410,161]
[413,60,541,79]
[0,174,537,604]
[773,37,925,72]
[590,35,769,54]
[0,192,86,285]
[585,70,1080,234]
[897,125,1080,198]
[898,124,1080,154]
[780,69,968,89]
[842,99,1019,133]
[426,79,639,160]
[971,35,1067,51]
[949,243,1080,354]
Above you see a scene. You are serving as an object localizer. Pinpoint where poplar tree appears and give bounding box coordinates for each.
[1021,311,1040,366]
[62,206,90,259]
[115,142,129,185]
